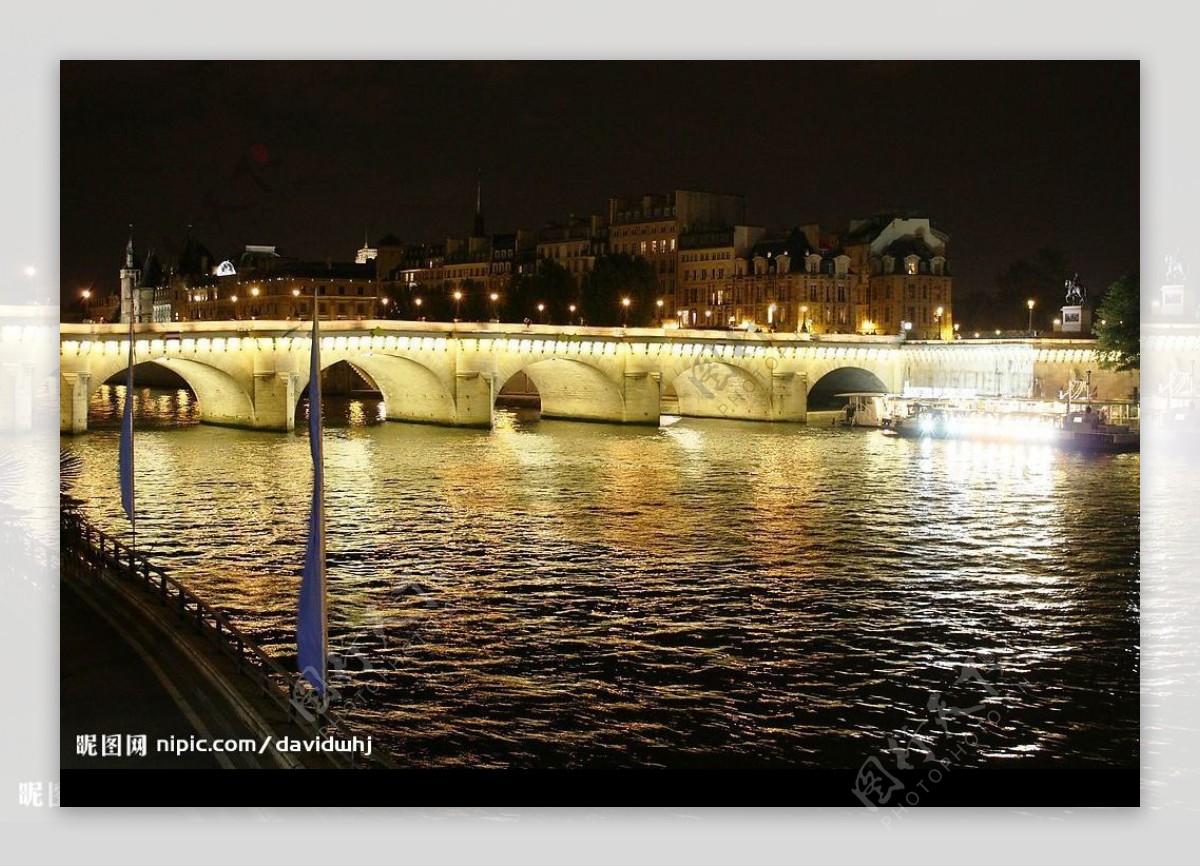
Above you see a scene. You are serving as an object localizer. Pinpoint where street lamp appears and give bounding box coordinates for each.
[489,292,499,321]
[656,298,664,323]
[1026,298,1035,334]
[80,288,91,321]
[414,297,423,319]
[569,303,577,325]
[621,296,631,327]
[934,305,944,339]
[800,304,808,333]
[231,294,239,319]
[453,289,463,321]
[537,302,546,324]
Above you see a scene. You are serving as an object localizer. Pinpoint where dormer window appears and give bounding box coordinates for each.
[905,255,919,276]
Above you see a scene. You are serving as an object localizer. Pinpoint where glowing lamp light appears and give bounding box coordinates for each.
[454,291,463,301]
[292,288,301,297]
[415,298,423,307]
[250,286,260,297]
[489,293,499,302]
[621,297,631,307]
[24,266,36,277]
[231,295,238,303]
[81,289,91,300]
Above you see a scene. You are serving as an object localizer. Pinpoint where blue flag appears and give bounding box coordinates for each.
[119,320,135,524]
[297,308,327,696]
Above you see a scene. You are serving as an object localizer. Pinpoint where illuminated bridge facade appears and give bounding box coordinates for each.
[60,320,1138,433]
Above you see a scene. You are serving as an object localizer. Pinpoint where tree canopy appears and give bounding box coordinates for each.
[582,253,659,326]
[1093,272,1139,371]
[989,247,1075,331]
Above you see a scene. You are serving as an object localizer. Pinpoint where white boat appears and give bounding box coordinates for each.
[881,400,1139,453]
[832,392,891,428]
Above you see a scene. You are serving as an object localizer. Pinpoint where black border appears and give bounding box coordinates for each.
[62,768,1139,808]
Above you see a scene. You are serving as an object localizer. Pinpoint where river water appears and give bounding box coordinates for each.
[63,384,1140,769]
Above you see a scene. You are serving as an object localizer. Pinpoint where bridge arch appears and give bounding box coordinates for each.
[497,356,628,423]
[663,360,773,421]
[301,352,458,426]
[807,366,890,410]
[75,356,257,429]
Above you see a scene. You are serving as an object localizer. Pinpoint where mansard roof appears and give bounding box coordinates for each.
[881,237,943,259]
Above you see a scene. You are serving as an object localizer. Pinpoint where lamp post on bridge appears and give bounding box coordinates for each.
[80,288,91,322]
[621,296,631,328]
[489,292,499,322]
[1027,298,1035,336]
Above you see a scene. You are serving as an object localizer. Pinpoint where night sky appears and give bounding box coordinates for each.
[60,60,1139,316]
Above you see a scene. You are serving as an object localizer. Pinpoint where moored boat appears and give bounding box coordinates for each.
[881,402,1139,453]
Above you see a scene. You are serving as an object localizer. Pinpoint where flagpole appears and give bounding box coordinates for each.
[130,312,135,560]
[297,289,328,707]
[314,294,328,697]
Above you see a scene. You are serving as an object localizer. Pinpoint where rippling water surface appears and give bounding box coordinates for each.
[64,384,1140,768]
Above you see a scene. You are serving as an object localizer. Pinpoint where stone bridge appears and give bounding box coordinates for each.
[59,320,1138,433]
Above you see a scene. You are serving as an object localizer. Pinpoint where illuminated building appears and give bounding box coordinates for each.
[607,190,747,314]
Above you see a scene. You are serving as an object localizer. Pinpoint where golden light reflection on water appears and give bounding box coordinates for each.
[66,388,1140,768]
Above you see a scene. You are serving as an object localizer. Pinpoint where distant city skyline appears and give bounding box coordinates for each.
[61,61,1138,310]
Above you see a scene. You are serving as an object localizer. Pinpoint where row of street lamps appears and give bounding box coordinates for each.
[73,278,1044,334]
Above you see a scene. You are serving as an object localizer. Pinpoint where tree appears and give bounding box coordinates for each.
[505,259,575,322]
[583,253,659,326]
[1093,272,1139,371]
[992,248,1074,331]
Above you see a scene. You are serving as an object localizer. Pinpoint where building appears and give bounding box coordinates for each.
[608,190,747,315]
[844,214,952,339]
[535,215,607,286]
[113,235,382,323]
[676,224,767,327]
[693,214,953,338]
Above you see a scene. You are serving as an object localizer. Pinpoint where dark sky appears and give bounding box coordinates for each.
[61,60,1139,311]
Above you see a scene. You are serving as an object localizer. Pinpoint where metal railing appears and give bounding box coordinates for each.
[60,506,392,768]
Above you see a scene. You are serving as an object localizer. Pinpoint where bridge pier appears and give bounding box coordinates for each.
[770,372,808,422]
[251,372,297,432]
[60,372,91,434]
[454,372,495,427]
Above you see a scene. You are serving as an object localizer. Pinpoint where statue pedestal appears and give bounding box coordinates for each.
[1057,305,1091,334]
[1159,283,1186,316]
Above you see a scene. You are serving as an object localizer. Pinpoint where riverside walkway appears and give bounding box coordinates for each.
[60,507,389,771]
